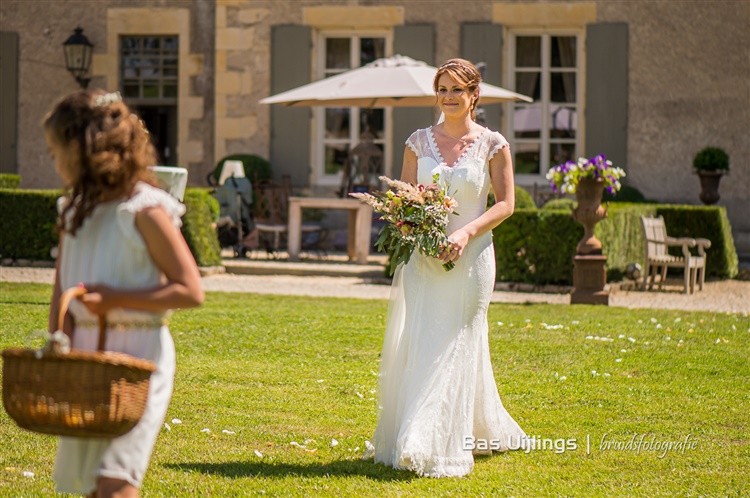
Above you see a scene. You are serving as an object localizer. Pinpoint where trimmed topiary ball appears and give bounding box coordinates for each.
[693,146,729,173]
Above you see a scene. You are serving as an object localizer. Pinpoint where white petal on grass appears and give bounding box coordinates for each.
[171,418,182,425]
[674,317,682,323]
[615,358,623,363]
[365,440,375,451]
[201,428,211,433]
[621,349,628,353]
[603,373,611,377]
[715,338,721,344]
[254,450,263,458]
[23,471,35,478]
[572,320,580,325]
[164,423,171,431]
[222,429,236,435]
[317,379,325,383]
[330,438,339,447]
[618,334,626,339]
[497,321,504,326]
[585,335,594,340]
[559,376,567,381]
[628,337,636,343]
[650,317,658,323]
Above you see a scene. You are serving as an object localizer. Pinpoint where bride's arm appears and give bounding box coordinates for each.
[401,146,418,184]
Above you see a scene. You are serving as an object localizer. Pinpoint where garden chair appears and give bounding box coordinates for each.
[640,215,711,294]
[252,176,326,257]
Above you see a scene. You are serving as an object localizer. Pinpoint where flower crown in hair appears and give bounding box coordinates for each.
[439,61,465,71]
[94,91,122,107]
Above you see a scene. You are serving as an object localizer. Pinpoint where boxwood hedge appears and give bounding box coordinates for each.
[0,188,222,268]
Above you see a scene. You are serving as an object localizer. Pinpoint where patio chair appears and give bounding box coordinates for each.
[640,215,711,294]
[252,176,326,257]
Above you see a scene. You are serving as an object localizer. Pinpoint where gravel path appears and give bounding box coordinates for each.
[1,266,747,314]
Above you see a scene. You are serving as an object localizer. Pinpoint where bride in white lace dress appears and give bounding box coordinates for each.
[368,59,527,477]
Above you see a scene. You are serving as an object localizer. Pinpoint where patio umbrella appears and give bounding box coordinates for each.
[259,55,532,108]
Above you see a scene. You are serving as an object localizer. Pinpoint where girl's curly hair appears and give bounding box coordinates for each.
[44,89,159,235]
[433,58,482,120]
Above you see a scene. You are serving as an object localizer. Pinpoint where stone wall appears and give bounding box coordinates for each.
[0,0,215,188]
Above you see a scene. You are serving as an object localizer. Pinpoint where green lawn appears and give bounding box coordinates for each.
[1,282,748,496]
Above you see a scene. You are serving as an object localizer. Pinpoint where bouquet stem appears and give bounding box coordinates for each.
[442,261,455,271]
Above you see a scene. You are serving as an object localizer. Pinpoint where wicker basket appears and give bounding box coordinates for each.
[1,287,157,438]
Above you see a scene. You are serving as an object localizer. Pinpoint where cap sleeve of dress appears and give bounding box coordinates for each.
[117,182,186,245]
[405,128,425,157]
[488,131,510,161]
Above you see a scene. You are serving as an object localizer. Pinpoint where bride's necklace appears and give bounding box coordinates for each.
[439,127,473,148]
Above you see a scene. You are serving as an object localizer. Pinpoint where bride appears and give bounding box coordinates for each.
[366,58,527,477]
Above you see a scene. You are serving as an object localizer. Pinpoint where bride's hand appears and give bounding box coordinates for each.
[439,229,469,264]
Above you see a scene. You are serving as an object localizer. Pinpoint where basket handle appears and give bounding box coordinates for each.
[58,286,108,352]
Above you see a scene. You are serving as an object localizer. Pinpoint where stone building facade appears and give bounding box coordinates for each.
[1,0,748,249]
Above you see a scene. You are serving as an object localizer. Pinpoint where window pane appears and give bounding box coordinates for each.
[516,36,541,67]
[516,72,541,101]
[163,84,178,98]
[515,143,540,174]
[325,144,349,175]
[360,38,385,65]
[550,72,576,103]
[163,37,178,53]
[360,108,384,139]
[550,143,576,169]
[122,84,140,98]
[326,38,350,70]
[549,106,576,139]
[143,80,159,98]
[142,58,160,78]
[325,108,350,139]
[143,37,160,54]
[551,36,576,67]
[514,105,541,139]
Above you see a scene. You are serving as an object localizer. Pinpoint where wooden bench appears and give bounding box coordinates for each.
[640,216,711,294]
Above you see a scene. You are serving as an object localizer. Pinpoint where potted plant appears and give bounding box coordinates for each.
[693,146,729,205]
[546,154,626,254]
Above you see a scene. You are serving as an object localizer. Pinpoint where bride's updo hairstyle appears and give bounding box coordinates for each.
[433,58,482,120]
[44,89,158,235]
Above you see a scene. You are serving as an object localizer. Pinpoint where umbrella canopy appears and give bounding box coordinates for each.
[259,55,532,107]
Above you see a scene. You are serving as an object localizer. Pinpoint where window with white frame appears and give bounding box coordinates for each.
[509,33,580,180]
[314,33,390,187]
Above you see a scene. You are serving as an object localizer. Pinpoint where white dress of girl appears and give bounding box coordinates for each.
[53,182,184,493]
[369,127,527,478]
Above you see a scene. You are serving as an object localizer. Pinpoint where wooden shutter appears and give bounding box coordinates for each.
[461,22,503,132]
[270,25,311,187]
[586,23,629,170]
[0,31,18,173]
[392,24,435,179]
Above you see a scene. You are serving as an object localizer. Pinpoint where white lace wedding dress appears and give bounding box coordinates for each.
[368,127,527,478]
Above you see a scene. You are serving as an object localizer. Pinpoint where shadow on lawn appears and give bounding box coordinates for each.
[163,459,416,482]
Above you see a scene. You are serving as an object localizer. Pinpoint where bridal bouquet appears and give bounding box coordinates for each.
[350,174,458,274]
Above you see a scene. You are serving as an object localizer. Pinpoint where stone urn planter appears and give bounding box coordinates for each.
[693,146,729,205]
[697,171,723,205]
[572,177,607,255]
